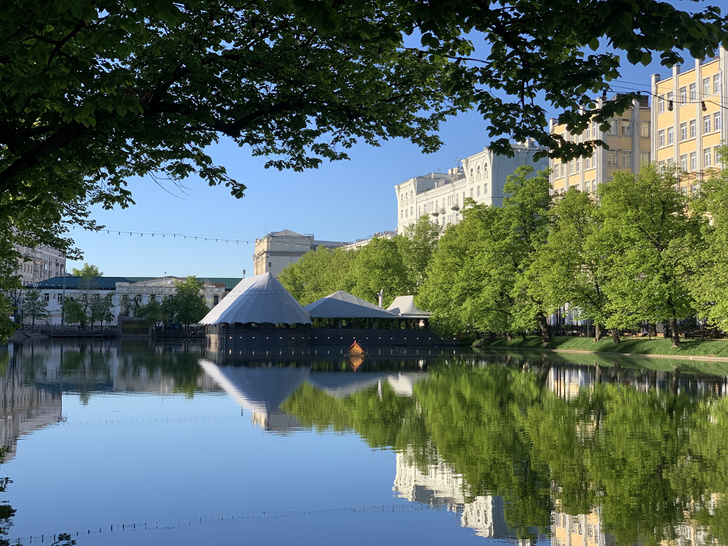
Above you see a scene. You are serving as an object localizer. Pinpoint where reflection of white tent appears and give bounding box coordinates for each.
[307,372,394,398]
[387,295,430,319]
[387,372,428,396]
[199,359,310,418]
[305,291,398,319]
[200,273,311,325]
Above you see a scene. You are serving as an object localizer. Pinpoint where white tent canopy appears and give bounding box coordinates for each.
[304,291,398,319]
[386,295,431,319]
[200,273,311,325]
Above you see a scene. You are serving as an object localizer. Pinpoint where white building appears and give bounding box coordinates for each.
[395,140,549,234]
[23,276,238,325]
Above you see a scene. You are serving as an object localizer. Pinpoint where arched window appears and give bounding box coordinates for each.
[476,166,481,180]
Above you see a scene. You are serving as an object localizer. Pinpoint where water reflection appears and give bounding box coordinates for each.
[2,343,728,544]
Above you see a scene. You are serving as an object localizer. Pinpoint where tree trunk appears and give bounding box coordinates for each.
[662,320,671,339]
[594,324,602,343]
[669,317,680,347]
[506,332,514,342]
[538,317,553,344]
[595,362,602,383]
[611,328,621,345]
[649,323,657,338]
[521,331,528,343]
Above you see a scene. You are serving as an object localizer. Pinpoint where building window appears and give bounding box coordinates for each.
[667,91,674,104]
[44,293,50,302]
[680,122,687,141]
[410,206,413,216]
[704,114,712,134]
[716,147,722,166]
[620,151,632,168]
[679,86,687,104]
[714,74,721,95]
[483,183,488,194]
[690,119,696,138]
[667,127,674,145]
[658,95,665,113]
[715,111,721,132]
[640,151,651,165]
[620,121,631,136]
[607,150,618,166]
[476,185,480,196]
[575,158,580,172]
[703,77,711,97]
[658,129,665,147]
[680,154,688,171]
[57,294,63,303]
[690,152,697,171]
[640,121,650,138]
[705,148,712,168]
[689,82,696,101]
[608,120,618,135]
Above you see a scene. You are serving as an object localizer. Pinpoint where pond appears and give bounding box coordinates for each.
[2,341,728,545]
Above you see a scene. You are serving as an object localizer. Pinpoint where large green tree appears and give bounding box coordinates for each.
[690,147,728,331]
[598,166,701,346]
[21,289,50,326]
[529,188,610,341]
[418,203,515,337]
[502,166,554,342]
[279,246,356,305]
[167,276,209,330]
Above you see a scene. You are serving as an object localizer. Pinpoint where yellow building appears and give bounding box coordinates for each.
[651,49,727,192]
[549,95,652,195]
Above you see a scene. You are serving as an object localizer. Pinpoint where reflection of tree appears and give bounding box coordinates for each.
[285,358,728,544]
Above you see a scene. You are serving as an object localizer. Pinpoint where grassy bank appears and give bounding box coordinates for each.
[477,335,728,358]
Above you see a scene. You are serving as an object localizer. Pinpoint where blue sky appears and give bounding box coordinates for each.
[66,56,668,279]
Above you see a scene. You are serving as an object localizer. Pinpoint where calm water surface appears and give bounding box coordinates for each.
[2,341,728,545]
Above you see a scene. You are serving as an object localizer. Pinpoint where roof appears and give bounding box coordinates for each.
[28,276,242,291]
[387,295,431,318]
[199,273,311,325]
[27,276,140,290]
[304,291,399,319]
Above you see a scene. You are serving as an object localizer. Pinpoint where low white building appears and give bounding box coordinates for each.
[22,276,238,326]
[395,140,549,234]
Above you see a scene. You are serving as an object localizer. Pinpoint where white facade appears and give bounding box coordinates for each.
[395,140,549,234]
[22,276,227,326]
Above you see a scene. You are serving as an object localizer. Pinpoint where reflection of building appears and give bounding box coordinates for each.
[0,364,62,462]
[549,94,651,196]
[551,508,613,546]
[395,140,548,234]
[252,230,349,277]
[651,49,727,192]
[393,448,518,539]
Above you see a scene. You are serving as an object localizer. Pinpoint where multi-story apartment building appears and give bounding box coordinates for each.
[252,230,349,277]
[651,49,727,192]
[395,140,548,234]
[14,243,66,286]
[549,94,652,195]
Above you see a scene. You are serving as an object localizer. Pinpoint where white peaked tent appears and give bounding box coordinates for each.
[304,290,398,319]
[386,295,431,319]
[199,273,311,325]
